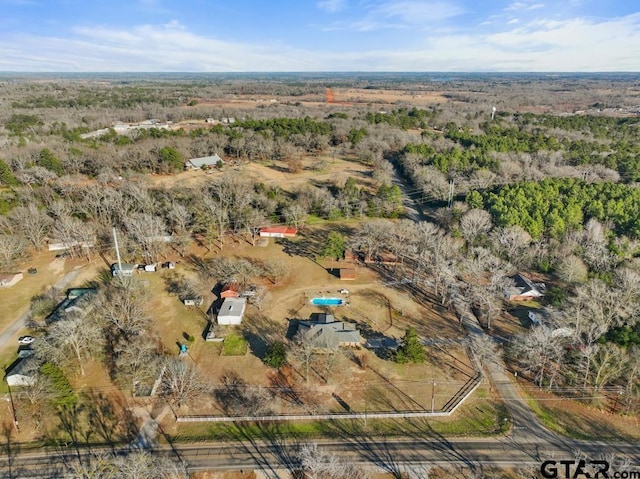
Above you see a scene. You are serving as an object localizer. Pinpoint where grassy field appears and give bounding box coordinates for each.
[169,385,507,443]
[522,387,640,441]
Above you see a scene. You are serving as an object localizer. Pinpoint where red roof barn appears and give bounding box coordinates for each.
[259,227,298,238]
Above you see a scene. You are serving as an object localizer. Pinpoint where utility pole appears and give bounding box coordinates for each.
[431,381,436,413]
[6,381,19,432]
[112,227,123,274]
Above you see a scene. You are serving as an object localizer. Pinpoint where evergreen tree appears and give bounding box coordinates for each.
[395,327,426,364]
[263,341,287,369]
[0,159,19,186]
[38,148,64,176]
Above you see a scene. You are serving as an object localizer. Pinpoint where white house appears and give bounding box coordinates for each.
[111,263,137,277]
[4,357,38,387]
[217,297,247,325]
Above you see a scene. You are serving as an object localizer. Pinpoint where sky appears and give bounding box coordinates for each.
[0,0,638,72]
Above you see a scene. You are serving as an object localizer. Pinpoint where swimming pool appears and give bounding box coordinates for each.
[311,297,344,306]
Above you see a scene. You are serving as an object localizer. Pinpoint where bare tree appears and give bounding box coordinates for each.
[490,225,531,268]
[264,258,291,285]
[115,340,160,395]
[9,203,52,250]
[511,326,566,389]
[292,332,317,384]
[0,234,28,269]
[283,203,308,229]
[98,278,151,341]
[556,255,588,284]
[43,313,103,376]
[297,442,370,479]
[123,212,168,263]
[459,208,493,246]
[110,451,188,479]
[159,358,208,408]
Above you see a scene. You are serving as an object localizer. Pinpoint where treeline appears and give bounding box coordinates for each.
[468,178,640,239]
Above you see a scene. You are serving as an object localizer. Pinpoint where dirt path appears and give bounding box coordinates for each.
[0,269,82,349]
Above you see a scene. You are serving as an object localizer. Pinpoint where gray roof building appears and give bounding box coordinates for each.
[185,154,224,170]
[297,313,361,348]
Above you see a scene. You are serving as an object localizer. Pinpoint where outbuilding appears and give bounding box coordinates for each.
[0,272,23,288]
[217,297,247,325]
[258,227,298,238]
[339,268,356,281]
[111,263,137,277]
[184,154,224,170]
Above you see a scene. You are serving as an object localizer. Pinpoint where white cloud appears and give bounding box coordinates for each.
[374,0,465,23]
[0,14,639,71]
[317,0,347,13]
[505,1,545,11]
[319,0,464,32]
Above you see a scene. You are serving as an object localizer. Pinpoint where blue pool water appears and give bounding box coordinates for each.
[311,297,344,306]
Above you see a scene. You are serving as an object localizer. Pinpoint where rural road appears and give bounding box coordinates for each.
[0,434,638,477]
[0,268,82,350]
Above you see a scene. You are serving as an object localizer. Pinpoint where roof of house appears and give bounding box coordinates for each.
[111,263,137,271]
[218,297,247,317]
[5,356,39,378]
[221,282,240,295]
[187,154,223,168]
[259,226,298,235]
[507,273,544,298]
[298,315,361,348]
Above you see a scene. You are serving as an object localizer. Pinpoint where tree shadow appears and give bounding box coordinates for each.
[82,390,137,449]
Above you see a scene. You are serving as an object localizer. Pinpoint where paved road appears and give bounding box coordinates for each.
[0,435,638,477]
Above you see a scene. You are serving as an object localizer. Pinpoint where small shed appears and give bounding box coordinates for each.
[339,268,356,281]
[217,297,247,325]
[259,227,298,238]
[0,272,23,288]
[143,264,158,272]
[182,297,204,307]
[162,261,176,270]
[220,282,240,299]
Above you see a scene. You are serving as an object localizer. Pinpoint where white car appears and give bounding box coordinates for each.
[338,289,350,295]
[18,336,35,345]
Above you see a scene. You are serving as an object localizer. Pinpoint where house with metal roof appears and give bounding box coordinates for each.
[184,154,224,170]
[217,297,247,325]
[258,226,298,238]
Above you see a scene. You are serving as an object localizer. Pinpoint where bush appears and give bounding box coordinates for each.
[395,327,426,364]
[40,363,77,407]
[263,342,287,368]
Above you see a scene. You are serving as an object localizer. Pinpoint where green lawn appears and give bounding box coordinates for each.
[221,333,248,356]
